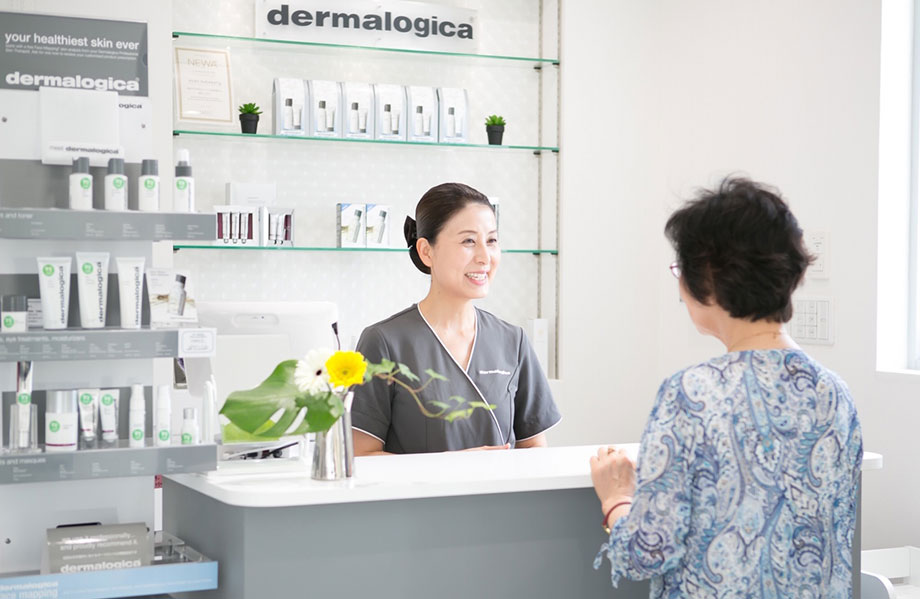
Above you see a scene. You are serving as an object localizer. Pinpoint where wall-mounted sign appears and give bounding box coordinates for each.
[0,12,150,162]
[255,0,478,53]
[174,47,234,125]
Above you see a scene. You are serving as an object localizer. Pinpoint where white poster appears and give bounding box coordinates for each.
[254,0,478,53]
[174,47,234,124]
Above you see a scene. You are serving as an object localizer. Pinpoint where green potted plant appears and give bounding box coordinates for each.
[238,102,262,134]
[485,114,506,145]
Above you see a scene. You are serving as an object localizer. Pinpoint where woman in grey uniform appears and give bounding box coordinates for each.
[352,183,562,455]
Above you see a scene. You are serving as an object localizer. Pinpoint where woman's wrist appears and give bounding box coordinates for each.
[601,495,633,517]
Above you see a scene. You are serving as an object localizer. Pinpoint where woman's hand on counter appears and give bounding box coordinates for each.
[590,446,636,518]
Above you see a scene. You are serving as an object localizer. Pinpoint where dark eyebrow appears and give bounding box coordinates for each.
[457,230,499,236]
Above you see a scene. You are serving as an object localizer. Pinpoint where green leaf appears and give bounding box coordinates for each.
[397,362,421,382]
[424,369,448,382]
[444,408,475,422]
[364,360,395,379]
[425,400,451,411]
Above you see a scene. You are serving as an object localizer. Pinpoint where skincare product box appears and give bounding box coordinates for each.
[336,203,366,247]
[225,182,277,207]
[273,78,308,136]
[342,82,374,139]
[148,269,197,328]
[1,295,28,333]
[437,88,469,143]
[215,206,259,246]
[365,204,390,248]
[260,207,294,246]
[374,84,407,141]
[308,80,342,137]
[407,86,439,142]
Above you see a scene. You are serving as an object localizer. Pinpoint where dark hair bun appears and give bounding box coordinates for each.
[404,216,430,274]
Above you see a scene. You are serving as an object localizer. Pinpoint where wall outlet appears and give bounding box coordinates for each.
[805,230,829,279]
[790,296,833,345]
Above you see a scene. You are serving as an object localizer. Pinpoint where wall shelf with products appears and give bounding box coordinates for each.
[172,244,557,255]
[0,209,216,241]
[172,30,559,67]
[173,129,558,153]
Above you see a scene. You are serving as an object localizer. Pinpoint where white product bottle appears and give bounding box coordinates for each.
[292,103,302,129]
[325,103,336,132]
[414,106,424,136]
[155,384,171,447]
[104,158,127,211]
[174,149,195,212]
[45,390,77,452]
[69,157,93,210]
[128,384,145,448]
[349,102,359,133]
[351,209,363,243]
[167,274,187,316]
[447,107,456,138]
[137,159,159,212]
[315,100,327,134]
[181,408,199,445]
[376,210,388,244]
[359,108,368,133]
[382,104,392,135]
[283,98,294,130]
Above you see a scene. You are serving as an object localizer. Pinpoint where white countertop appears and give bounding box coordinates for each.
[166,445,882,508]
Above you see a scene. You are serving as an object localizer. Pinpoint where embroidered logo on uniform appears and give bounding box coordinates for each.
[479,369,511,375]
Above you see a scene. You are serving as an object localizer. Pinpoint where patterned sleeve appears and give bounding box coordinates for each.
[835,399,863,578]
[594,372,698,587]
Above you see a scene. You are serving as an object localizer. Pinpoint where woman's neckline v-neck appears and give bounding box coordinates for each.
[415,304,478,374]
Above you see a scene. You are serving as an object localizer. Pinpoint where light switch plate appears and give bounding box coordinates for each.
[805,230,829,279]
[790,296,833,345]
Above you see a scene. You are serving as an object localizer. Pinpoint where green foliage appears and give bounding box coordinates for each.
[238,102,263,115]
[484,114,506,127]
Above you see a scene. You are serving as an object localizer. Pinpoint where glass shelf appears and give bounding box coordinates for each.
[172,31,560,67]
[173,244,558,255]
[173,129,558,153]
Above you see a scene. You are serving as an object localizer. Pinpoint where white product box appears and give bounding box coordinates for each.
[407,86,439,142]
[374,84,407,141]
[225,182,277,207]
[272,78,308,136]
[260,207,295,246]
[437,88,469,143]
[148,269,197,328]
[214,206,259,246]
[489,196,500,233]
[365,204,390,247]
[342,82,375,139]
[308,80,342,137]
[336,203,366,247]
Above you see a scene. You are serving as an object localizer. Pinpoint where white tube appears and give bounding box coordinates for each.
[99,389,120,442]
[155,384,171,447]
[15,361,33,450]
[77,388,100,444]
[45,390,77,453]
[36,257,72,330]
[116,257,145,330]
[128,384,145,448]
[75,252,109,329]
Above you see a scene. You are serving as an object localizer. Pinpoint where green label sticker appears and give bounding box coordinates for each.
[80,393,93,405]
[2,315,13,328]
[132,429,143,441]
[42,264,54,276]
[113,177,125,189]
[144,178,156,190]
[158,429,170,441]
[101,394,114,406]
[181,433,192,444]
[82,262,93,274]
[49,421,60,433]
[17,393,30,405]
[80,177,91,190]
[176,179,188,191]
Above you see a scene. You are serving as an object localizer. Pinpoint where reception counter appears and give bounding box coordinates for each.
[164,445,882,599]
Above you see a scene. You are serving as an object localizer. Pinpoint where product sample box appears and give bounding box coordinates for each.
[214,206,259,245]
[261,207,294,246]
[308,80,342,137]
[336,203,366,247]
[148,269,197,328]
[374,84,408,141]
[406,86,439,142]
[342,82,375,140]
[437,88,469,143]
[273,78,308,136]
[365,204,390,247]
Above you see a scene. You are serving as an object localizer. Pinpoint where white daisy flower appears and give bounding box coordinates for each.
[294,348,335,394]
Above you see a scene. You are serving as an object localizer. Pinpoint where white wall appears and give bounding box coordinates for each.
[558,0,918,550]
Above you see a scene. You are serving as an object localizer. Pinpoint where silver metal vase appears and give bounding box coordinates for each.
[311,410,355,481]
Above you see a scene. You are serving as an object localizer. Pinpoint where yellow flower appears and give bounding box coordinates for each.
[325,351,367,388]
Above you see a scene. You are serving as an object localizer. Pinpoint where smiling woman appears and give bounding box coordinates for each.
[350,183,562,456]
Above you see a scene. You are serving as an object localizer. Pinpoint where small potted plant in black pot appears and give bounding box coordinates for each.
[485,114,506,145]
[239,102,262,134]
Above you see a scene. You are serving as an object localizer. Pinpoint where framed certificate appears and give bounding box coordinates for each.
[174,46,234,124]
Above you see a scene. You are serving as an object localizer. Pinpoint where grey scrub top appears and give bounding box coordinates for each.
[351,305,561,453]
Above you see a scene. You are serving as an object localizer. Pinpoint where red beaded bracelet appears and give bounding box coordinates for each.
[602,500,632,534]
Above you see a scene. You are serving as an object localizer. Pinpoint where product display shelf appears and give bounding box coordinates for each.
[172,244,558,255]
[0,532,217,599]
[173,129,558,153]
[0,327,216,362]
[0,208,217,241]
[0,441,218,484]
[172,31,559,67]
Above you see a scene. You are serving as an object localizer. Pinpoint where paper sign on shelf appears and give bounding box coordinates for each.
[174,47,234,125]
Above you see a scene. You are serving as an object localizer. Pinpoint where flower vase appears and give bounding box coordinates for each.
[311,403,354,481]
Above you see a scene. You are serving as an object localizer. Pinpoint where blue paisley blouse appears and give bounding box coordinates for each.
[595,349,863,598]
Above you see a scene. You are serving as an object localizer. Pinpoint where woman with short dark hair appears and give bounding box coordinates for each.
[591,178,863,598]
